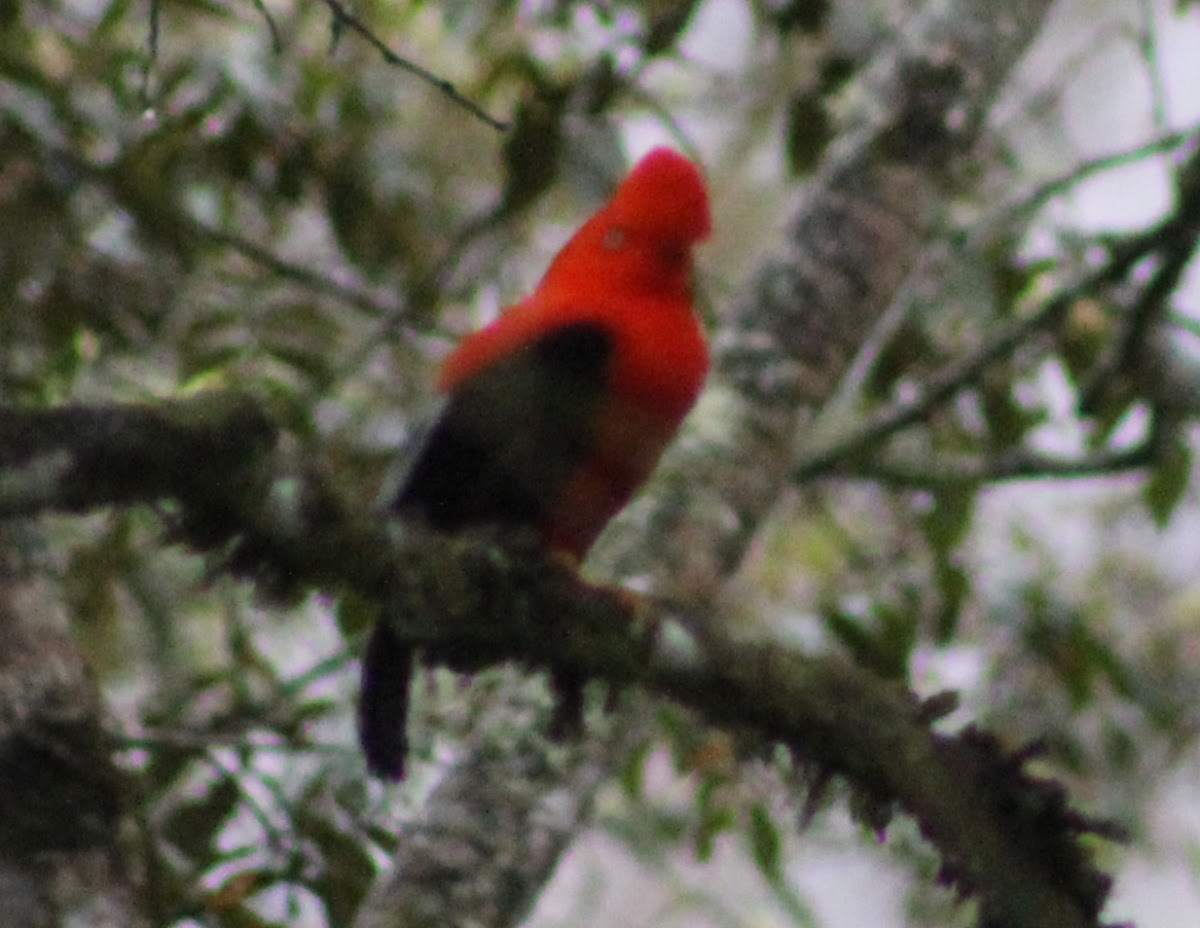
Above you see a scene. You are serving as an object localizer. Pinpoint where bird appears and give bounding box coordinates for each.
[359,147,712,779]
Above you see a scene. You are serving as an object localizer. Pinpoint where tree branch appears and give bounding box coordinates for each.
[190,217,403,321]
[842,438,1157,488]
[354,691,648,928]
[0,394,1119,928]
[1078,135,1200,413]
[791,194,1199,486]
[981,126,1197,238]
[315,0,507,132]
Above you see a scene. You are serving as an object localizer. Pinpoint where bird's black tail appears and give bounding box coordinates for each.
[358,621,414,780]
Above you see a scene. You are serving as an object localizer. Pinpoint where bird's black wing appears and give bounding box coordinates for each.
[394,321,614,528]
[358,322,614,779]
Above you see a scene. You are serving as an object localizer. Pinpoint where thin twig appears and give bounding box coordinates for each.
[821,243,949,422]
[846,438,1156,488]
[114,726,351,757]
[1168,310,1200,340]
[1132,0,1169,133]
[982,127,1196,238]
[316,0,507,132]
[795,298,1066,482]
[1078,236,1197,413]
[140,0,161,109]
[194,218,402,319]
[793,220,1170,483]
[834,129,1200,444]
[38,138,406,322]
[250,0,284,53]
[1079,141,1200,412]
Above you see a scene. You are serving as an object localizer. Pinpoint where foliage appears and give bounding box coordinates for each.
[2,0,1200,926]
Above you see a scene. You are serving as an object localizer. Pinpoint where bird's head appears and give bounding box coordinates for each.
[539,148,712,302]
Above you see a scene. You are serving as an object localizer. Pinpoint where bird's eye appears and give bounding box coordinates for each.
[603,227,627,251]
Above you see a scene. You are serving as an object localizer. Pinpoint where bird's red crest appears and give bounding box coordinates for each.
[607,147,712,244]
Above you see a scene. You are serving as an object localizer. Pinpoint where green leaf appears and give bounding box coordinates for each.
[933,558,969,642]
[785,91,833,175]
[772,0,831,34]
[979,369,1044,450]
[876,598,920,676]
[296,782,376,926]
[824,606,875,663]
[336,590,378,637]
[867,318,933,400]
[693,776,734,862]
[824,600,917,680]
[1143,431,1192,528]
[178,306,248,381]
[1020,589,1133,710]
[500,79,568,213]
[642,0,703,54]
[926,484,976,553]
[618,739,653,800]
[987,243,1056,319]
[162,776,241,859]
[260,301,343,383]
[747,801,784,883]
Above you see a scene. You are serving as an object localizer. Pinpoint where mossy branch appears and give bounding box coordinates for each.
[0,393,1119,928]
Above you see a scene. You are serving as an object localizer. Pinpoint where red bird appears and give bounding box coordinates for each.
[359,148,712,779]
